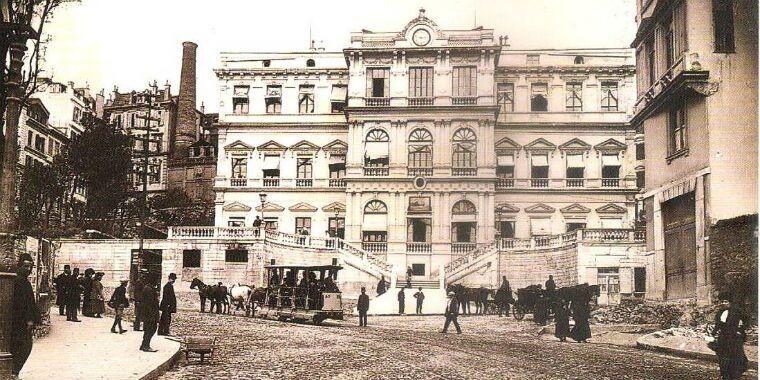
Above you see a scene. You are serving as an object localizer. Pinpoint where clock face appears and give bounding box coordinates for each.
[412,29,431,46]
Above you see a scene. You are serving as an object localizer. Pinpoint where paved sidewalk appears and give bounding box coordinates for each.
[20,309,181,380]
[637,331,758,367]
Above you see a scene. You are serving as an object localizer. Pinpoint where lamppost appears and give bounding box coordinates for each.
[333,209,339,238]
[0,1,39,375]
[259,193,267,240]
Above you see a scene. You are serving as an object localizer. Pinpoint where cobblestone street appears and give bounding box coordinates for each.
[160,311,757,380]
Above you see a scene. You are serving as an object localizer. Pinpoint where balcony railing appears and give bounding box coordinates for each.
[362,242,388,253]
[366,97,390,107]
[409,97,434,106]
[406,242,432,253]
[364,167,389,176]
[329,178,346,188]
[168,226,263,239]
[531,178,549,188]
[263,178,280,187]
[452,168,477,176]
[452,96,477,105]
[566,178,584,188]
[493,177,635,190]
[296,178,313,187]
[230,178,247,187]
[602,178,620,187]
[496,178,514,189]
[495,228,645,251]
[451,242,477,254]
[408,167,433,177]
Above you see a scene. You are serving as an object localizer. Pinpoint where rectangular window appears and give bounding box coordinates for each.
[497,83,514,114]
[329,154,346,178]
[713,0,735,53]
[669,100,688,154]
[265,85,282,114]
[72,107,82,122]
[601,154,621,178]
[411,264,425,276]
[231,156,247,178]
[295,217,311,235]
[264,218,278,231]
[409,67,434,98]
[227,216,245,227]
[452,66,477,97]
[496,154,515,178]
[225,249,248,263]
[531,154,549,178]
[566,154,584,178]
[407,218,432,243]
[148,163,161,184]
[34,135,46,152]
[600,82,619,111]
[408,145,432,168]
[362,231,387,242]
[330,85,347,113]
[233,85,250,114]
[646,38,656,87]
[298,85,315,113]
[366,68,390,98]
[530,83,548,112]
[526,54,540,65]
[637,170,645,188]
[566,222,587,232]
[636,143,645,160]
[498,220,515,238]
[296,157,313,178]
[27,131,33,146]
[565,82,583,111]
[262,155,280,178]
[182,249,201,268]
[328,217,345,238]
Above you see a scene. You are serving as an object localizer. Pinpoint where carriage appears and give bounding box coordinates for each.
[512,283,601,322]
[256,264,344,325]
[512,285,550,321]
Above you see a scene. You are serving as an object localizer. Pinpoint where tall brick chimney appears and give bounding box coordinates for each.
[172,41,198,160]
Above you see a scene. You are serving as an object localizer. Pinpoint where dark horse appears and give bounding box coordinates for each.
[448,284,491,315]
[190,278,229,313]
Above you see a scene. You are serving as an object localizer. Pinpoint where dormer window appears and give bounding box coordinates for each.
[574,56,585,64]
[306,59,315,67]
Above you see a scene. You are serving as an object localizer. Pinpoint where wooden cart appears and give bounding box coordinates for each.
[183,336,217,364]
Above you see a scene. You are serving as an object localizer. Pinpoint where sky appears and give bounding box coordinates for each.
[40,0,636,112]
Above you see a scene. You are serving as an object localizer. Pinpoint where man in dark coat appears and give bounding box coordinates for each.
[158,273,177,336]
[12,254,42,376]
[545,275,556,292]
[376,275,388,296]
[397,288,405,314]
[414,287,425,314]
[713,291,750,380]
[132,271,145,331]
[53,265,71,316]
[65,268,82,322]
[357,287,369,327]
[496,276,512,317]
[442,291,461,334]
[82,268,94,317]
[140,282,160,352]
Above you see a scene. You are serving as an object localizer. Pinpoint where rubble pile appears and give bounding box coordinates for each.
[591,299,684,328]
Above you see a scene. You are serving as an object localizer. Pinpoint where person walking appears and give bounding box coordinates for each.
[496,276,512,317]
[11,254,42,378]
[569,293,591,343]
[712,290,750,380]
[414,287,425,314]
[109,279,130,334]
[554,299,570,342]
[158,273,177,336]
[397,288,405,314]
[53,265,71,316]
[140,282,160,352]
[132,271,145,331]
[65,268,82,322]
[357,287,369,327]
[90,272,106,318]
[406,266,413,288]
[442,291,461,334]
[81,268,95,317]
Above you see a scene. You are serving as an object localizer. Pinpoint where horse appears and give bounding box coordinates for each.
[190,278,229,314]
[212,282,229,314]
[249,287,267,316]
[448,284,484,315]
[228,284,253,316]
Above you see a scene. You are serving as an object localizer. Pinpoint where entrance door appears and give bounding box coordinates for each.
[597,267,621,305]
[663,192,697,300]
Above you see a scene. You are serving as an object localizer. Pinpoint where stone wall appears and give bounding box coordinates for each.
[499,245,578,291]
[708,214,758,319]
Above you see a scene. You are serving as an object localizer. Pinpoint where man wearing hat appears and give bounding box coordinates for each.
[442,291,461,334]
[65,267,82,322]
[139,279,160,352]
[158,273,177,336]
[53,265,71,316]
[12,253,42,377]
[132,269,147,331]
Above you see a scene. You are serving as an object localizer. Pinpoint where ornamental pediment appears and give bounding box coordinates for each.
[290,140,320,153]
[222,201,252,212]
[524,203,556,214]
[224,140,254,151]
[255,202,285,212]
[559,138,591,151]
[288,202,318,212]
[257,140,287,152]
[323,139,348,154]
[524,138,556,152]
[560,203,591,214]
[322,202,346,213]
[495,137,521,154]
[595,203,627,214]
[495,203,520,213]
[594,139,627,153]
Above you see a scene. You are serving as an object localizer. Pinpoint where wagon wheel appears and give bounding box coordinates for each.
[513,303,526,320]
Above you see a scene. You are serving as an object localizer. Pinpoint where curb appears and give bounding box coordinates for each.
[636,337,758,368]
[139,339,184,380]
[537,323,660,336]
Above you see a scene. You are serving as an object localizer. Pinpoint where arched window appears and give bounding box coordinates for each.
[306,59,315,67]
[574,55,585,64]
[531,95,548,112]
[408,128,433,173]
[364,129,390,167]
[452,128,477,172]
[364,200,388,214]
[452,200,477,215]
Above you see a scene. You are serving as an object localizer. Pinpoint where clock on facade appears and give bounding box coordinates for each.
[412,28,431,46]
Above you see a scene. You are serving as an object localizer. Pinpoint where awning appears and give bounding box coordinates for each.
[362,214,387,231]
[365,142,389,160]
[497,155,514,166]
[265,86,281,98]
[566,154,584,168]
[233,86,249,96]
[531,154,548,166]
[330,85,347,102]
[329,154,346,164]
[600,218,623,228]
[602,154,620,166]
[530,218,552,235]
[262,155,280,170]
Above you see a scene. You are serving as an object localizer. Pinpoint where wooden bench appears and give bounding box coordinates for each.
[182,336,217,364]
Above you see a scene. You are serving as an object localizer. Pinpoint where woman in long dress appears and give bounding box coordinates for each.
[569,296,591,342]
[90,273,106,318]
[712,291,749,380]
[554,299,570,342]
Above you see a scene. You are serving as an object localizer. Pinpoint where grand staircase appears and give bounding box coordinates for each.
[432,241,500,286]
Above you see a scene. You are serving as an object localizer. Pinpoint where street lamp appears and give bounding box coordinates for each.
[259,193,267,239]
[333,209,339,238]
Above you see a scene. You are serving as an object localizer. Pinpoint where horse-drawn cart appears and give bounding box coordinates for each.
[512,283,601,322]
[512,285,551,321]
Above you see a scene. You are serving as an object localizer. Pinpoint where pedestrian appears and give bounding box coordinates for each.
[132,271,146,331]
[414,287,425,314]
[82,268,94,317]
[90,272,106,318]
[11,254,42,378]
[53,265,71,316]
[441,291,461,334]
[711,290,750,380]
[406,266,413,288]
[66,267,82,322]
[554,299,570,342]
[376,275,388,296]
[545,275,556,292]
[569,294,591,343]
[158,273,177,336]
[109,279,130,334]
[140,282,160,352]
[253,216,262,236]
[397,288,405,314]
[357,287,369,327]
[496,276,512,317]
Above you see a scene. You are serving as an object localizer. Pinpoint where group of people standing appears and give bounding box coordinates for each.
[52,266,107,322]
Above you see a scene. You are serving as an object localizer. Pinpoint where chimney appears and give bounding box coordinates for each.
[172,41,198,160]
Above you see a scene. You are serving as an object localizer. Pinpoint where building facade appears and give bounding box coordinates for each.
[632,0,758,303]
[211,10,643,294]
